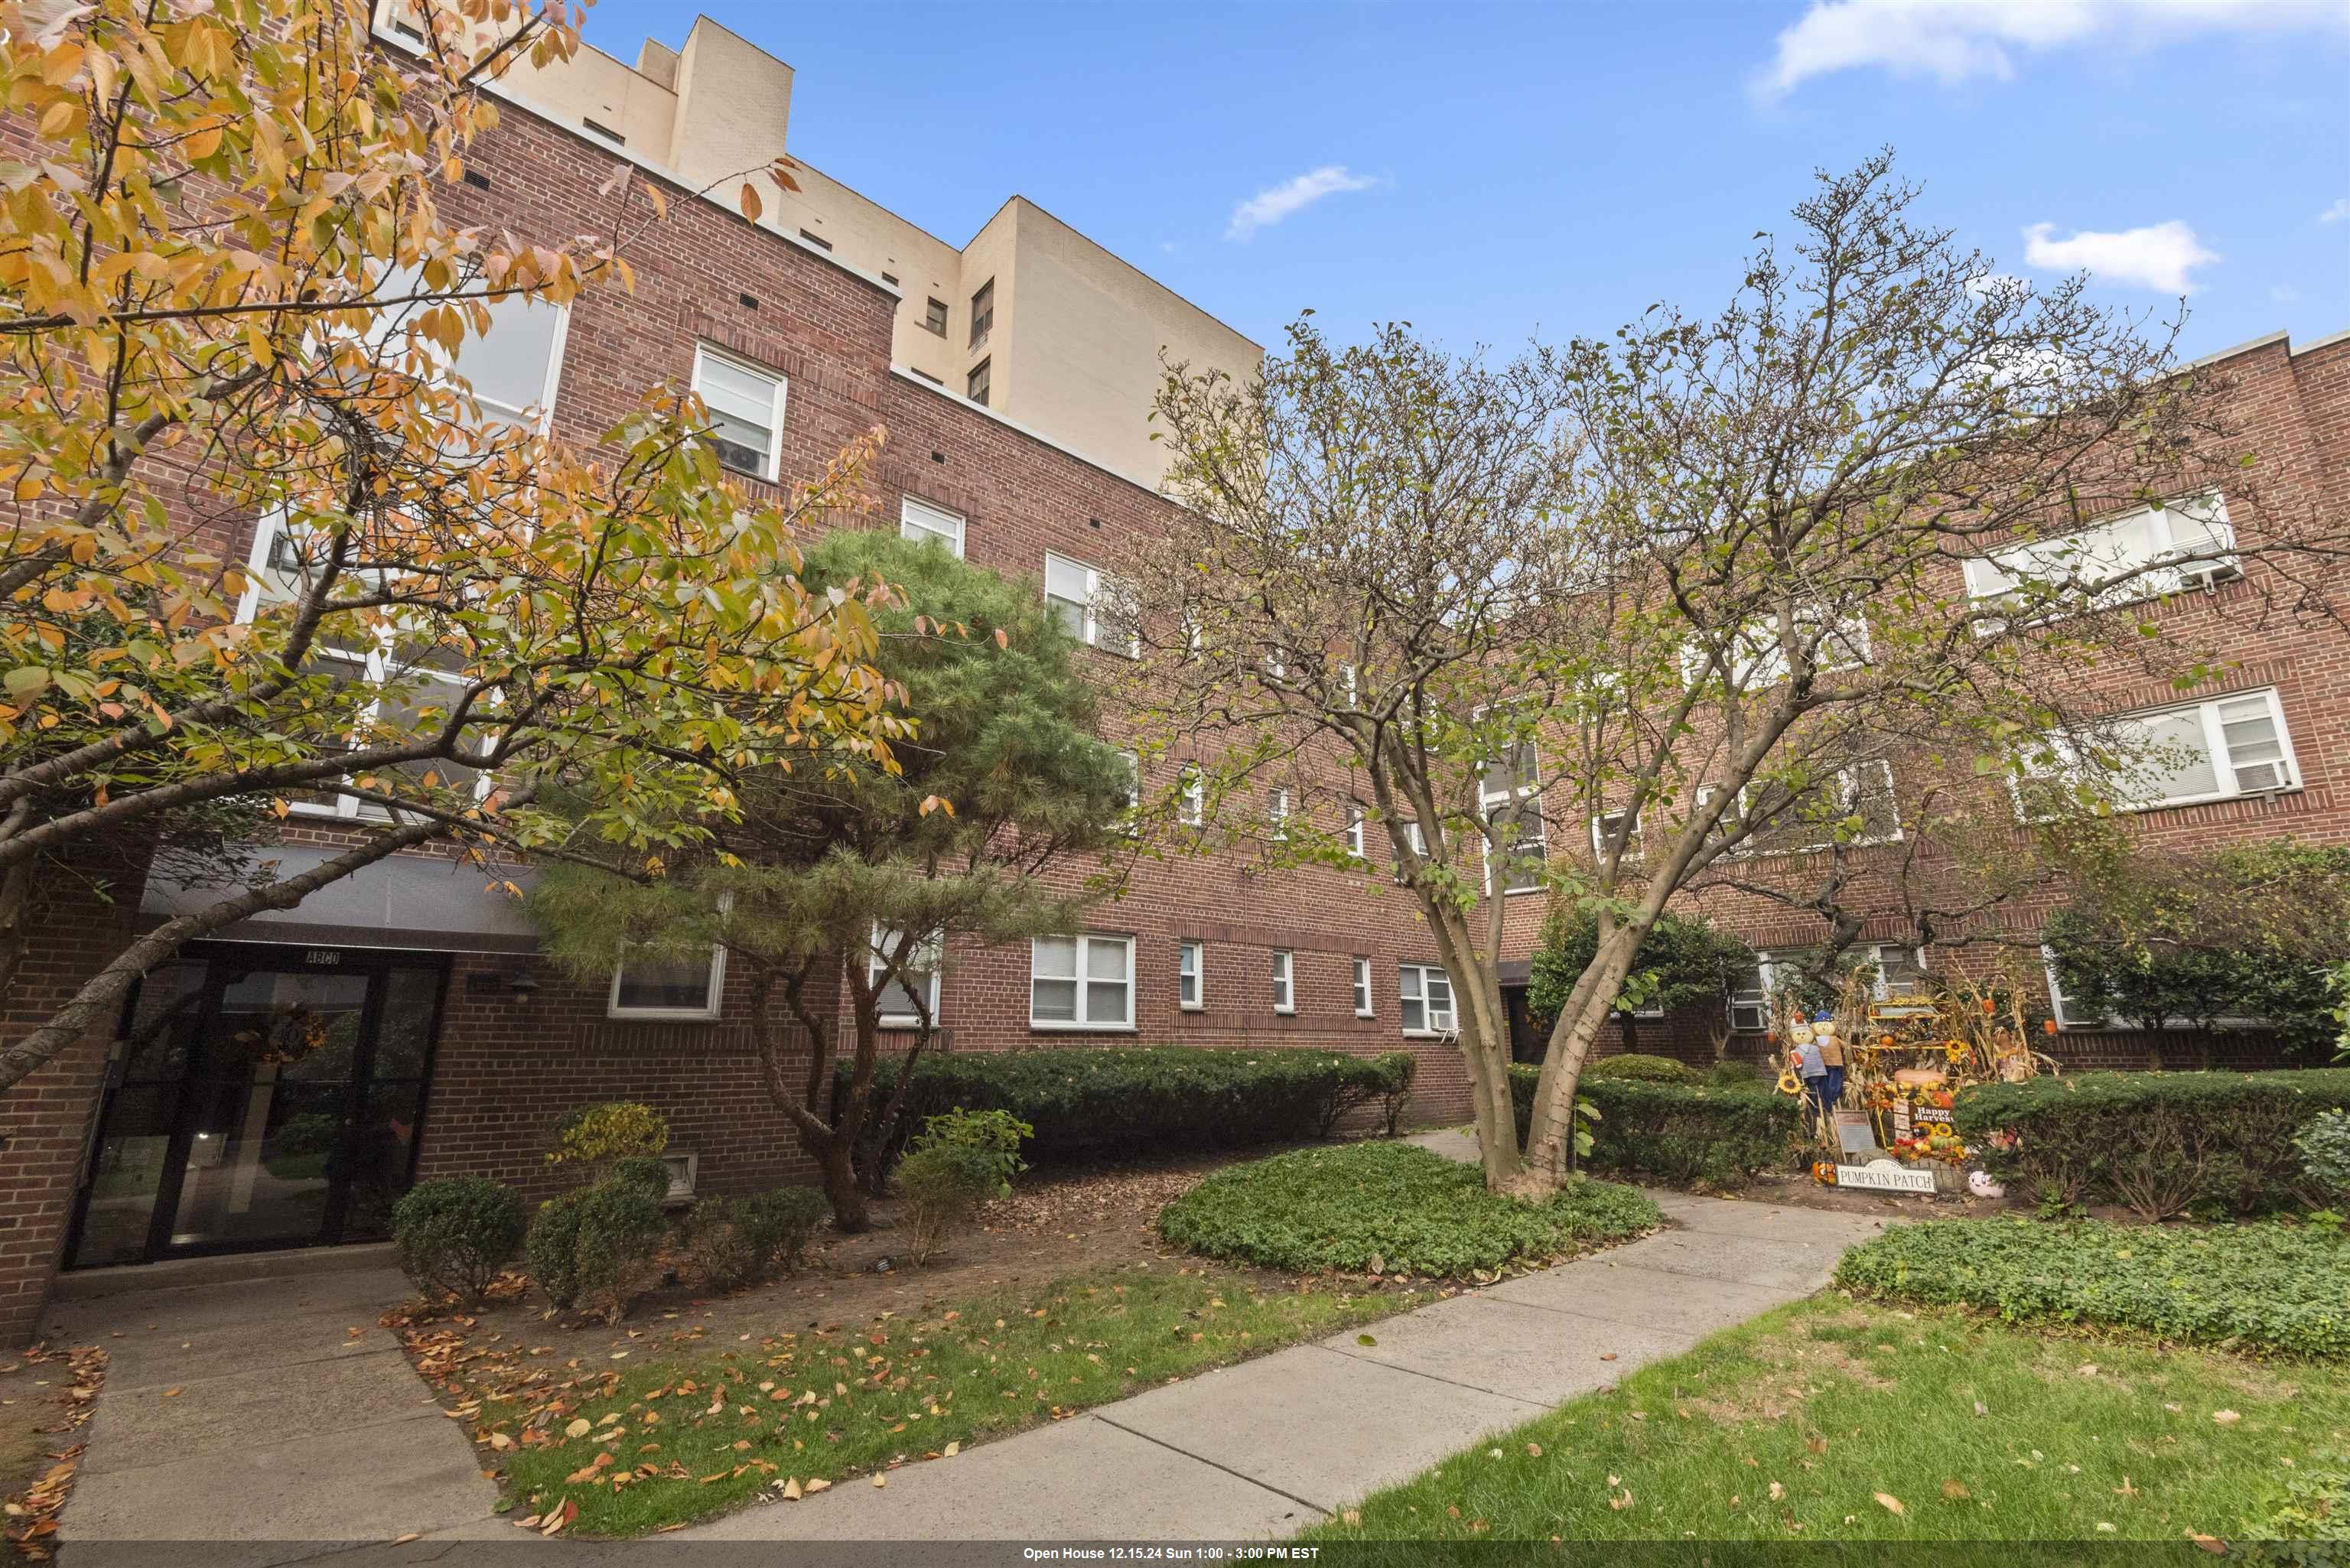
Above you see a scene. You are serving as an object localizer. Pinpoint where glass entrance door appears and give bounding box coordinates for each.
[67,945,448,1268]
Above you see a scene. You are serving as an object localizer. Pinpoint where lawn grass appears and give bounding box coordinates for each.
[1303,1296,2350,1562]
[477,1261,1427,1537]
[1836,1218,2350,1358]
[1157,1141,1661,1277]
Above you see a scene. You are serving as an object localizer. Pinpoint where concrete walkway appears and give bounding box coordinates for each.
[682,1180,1883,1544]
[44,1260,495,1550]
[46,1143,1882,1553]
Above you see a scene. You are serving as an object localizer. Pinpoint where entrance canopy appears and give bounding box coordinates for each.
[140,847,541,955]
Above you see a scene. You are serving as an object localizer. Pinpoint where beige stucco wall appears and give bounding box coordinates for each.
[393,5,1261,485]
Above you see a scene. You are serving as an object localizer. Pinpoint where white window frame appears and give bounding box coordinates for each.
[1726,949,1805,1033]
[1401,820,1427,857]
[1681,607,1870,689]
[236,514,497,822]
[1730,760,1902,855]
[1352,957,1375,1018]
[1589,806,1641,860]
[1479,738,1545,896]
[899,496,966,557]
[1964,491,2239,616]
[1339,663,1359,708]
[2041,943,2107,1031]
[1179,940,1204,1010]
[1028,933,1136,1032]
[1271,949,1295,1014]
[609,942,727,1021]
[690,344,788,482]
[1268,786,1291,840]
[868,924,942,1030]
[2014,688,2300,818]
[1865,942,1926,1000]
[1178,766,1205,828]
[1345,803,1367,860]
[1399,963,1456,1036]
[1043,551,1135,656]
[1116,750,1141,834]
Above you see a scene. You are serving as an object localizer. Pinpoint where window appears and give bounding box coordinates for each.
[1179,941,1204,1010]
[1749,760,1903,853]
[1681,608,1870,688]
[2016,688,2298,816]
[1345,803,1367,859]
[1352,957,1374,1018]
[1030,934,1134,1030]
[868,926,940,1028]
[1964,492,2239,613]
[1268,787,1290,839]
[1400,964,1455,1035]
[923,298,948,336]
[610,943,726,1020]
[1116,750,1141,831]
[690,346,787,481]
[899,496,965,556]
[236,515,498,820]
[1271,950,1295,1013]
[1262,645,1287,681]
[1726,950,1806,1033]
[966,357,991,408]
[1340,663,1358,708]
[356,264,569,434]
[2041,945,2105,1030]
[1589,807,1641,860]
[1401,820,1427,857]
[968,278,994,347]
[1042,552,1134,654]
[1867,944,1925,1000]
[1480,739,1545,893]
[1178,766,1205,828]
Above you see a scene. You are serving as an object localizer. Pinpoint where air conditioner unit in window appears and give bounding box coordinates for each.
[2178,559,2244,590]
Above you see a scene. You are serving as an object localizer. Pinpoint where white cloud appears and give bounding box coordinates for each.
[1225,166,1379,242]
[2320,197,2350,223]
[2022,220,2219,294]
[1756,0,2346,99]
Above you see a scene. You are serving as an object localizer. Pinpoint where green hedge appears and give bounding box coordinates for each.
[848,1047,1416,1172]
[1955,1069,2350,1220]
[1835,1217,2350,1359]
[1581,1052,1702,1084]
[1157,1141,1659,1277]
[1510,1064,1799,1189]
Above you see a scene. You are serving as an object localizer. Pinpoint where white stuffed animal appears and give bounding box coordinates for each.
[1967,1169,2006,1199]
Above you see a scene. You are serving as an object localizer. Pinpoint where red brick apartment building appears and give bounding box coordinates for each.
[0,28,2344,1342]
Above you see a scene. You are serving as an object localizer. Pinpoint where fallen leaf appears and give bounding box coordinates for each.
[2187,1534,2226,1554]
[1942,1479,1970,1500]
[805,1478,832,1495]
[2214,1410,2242,1426]
[1356,1335,1377,1347]
[781,1478,803,1501]
[2078,1364,2098,1377]
[1600,1353,1618,1362]
[943,1442,960,1457]
[1769,1482,1785,1501]
[564,1418,591,1439]
[1609,1487,1633,1511]
[1342,1508,1362,1526]
[1875,1492,1906,1517]
[162,1388,181,1398]
[1525,1443,1543,1457]
[872,1474,887,1488]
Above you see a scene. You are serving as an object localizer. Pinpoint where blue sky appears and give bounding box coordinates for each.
[584,1,2349,362]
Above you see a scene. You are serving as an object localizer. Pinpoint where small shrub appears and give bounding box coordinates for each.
[391,1177,526,1306]
[1834,1217,2350,1358]
[1704,1059,1766,1089]
[1958,1069,2350,1220]
[605,1153,676,1205]
[547,1101,669,1170]
[1510,1065,1797,1189]
[895,1142,1004,1266]
[1157,1141,1660,1277]
[1582,1052,1701,1084]
[525,1177,666,1322]
[2298,1110,2350,1204]
[1369,1051,1418,1134]
[910,1107,1032,1196]
[688,1186,828,1291]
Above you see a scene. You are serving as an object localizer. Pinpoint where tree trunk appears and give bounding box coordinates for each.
[1425,905,1522,1191]
[1519,923,1650,1192]
[815,1134,869,1233]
